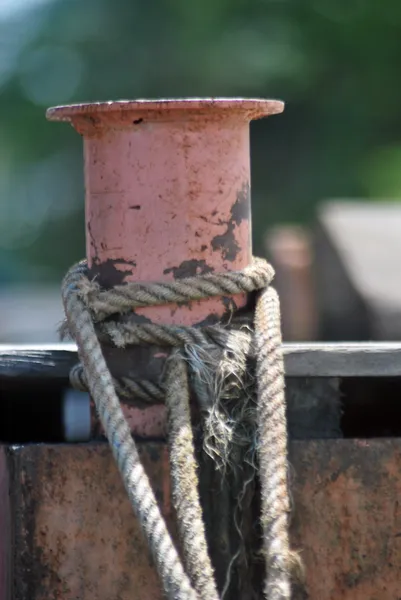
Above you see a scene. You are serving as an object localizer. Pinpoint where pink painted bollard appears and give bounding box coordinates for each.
[47,98,284,435]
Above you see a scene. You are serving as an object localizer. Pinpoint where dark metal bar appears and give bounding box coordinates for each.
[1,342,401,379]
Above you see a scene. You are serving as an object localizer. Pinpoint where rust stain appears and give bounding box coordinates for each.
[211,182,250,262]
[10,444,171,600]
[0,448,10,600]
[289,439,401,600]
[163,259,214,279]
[89,258,137,287]
[6,439,401,599]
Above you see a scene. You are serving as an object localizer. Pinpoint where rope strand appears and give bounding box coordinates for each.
[164,353,220,600]
[62,268,198,600]
[255,287,291,600]
[73,257,274,318]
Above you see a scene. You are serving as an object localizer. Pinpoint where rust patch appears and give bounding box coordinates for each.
[0,449,10,600]
[9,443,174,600]
[163,259,214,279]
[211,182,250,262]
[231,182,250,226]
[120,312,153,325]
[211,230,240,262]
[89,258,137,287]
[8,438,401,599]
[10,447,52,600]
[193,313,221,327]
[87,220,98,260]
[289,439,401,599]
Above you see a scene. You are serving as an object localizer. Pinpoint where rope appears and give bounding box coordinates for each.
[62,257,293,600]
[70,362,165,403]
[69,325,254,404]
[164,353,220,600]
[75,257,274,319]
[62,267,197,600]
[255,287,290,600]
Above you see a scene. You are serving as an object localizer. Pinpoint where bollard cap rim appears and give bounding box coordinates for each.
[46,98,284,123]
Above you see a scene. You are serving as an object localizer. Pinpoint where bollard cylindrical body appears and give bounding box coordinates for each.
[47,98,284,437]
[47,99,283,325]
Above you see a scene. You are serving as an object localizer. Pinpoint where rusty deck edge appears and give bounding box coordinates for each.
[0,342,401,378]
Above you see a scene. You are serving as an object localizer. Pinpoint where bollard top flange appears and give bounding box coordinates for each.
[46,98,284,123]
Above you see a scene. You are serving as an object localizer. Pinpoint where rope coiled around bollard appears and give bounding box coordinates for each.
[62,257,294,600]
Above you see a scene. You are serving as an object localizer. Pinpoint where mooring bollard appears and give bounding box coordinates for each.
[47,98,284,437]
[1,98,401,600]
[47,98,289,599]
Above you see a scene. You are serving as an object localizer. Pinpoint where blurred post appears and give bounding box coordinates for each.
[264,225,318,341]
[314,201,401,341]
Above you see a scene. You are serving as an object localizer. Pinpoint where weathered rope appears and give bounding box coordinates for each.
[62,266,197,600]
[164,353,220,600]
[70,362,166,403]
[62,257,293,600]
[75,256,274,319]
[69,325,255,404]
[255,287,291,600]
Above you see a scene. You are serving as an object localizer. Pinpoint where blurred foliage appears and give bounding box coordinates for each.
[1,0,401,281]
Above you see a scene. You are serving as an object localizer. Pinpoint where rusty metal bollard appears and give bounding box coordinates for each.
[7,97,280,600]
[47,98,284,438]
[1,98,401,600]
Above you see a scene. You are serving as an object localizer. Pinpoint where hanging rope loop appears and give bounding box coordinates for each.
[62,256,295,600]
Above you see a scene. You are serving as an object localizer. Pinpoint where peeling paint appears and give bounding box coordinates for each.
[211,182,250,262]
[231,182,250,226]
[90,258,137,286]
[211,229,240,262]
[163,259,214,279]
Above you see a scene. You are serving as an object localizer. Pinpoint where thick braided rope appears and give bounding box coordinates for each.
[255,286,291,600]
[164,353,219,600]
[70,322,254,404]
[70,363,165,403]
[65,258,292,600]
[72,257,274,319]
[62,266,198,600]
[97,319,248,349]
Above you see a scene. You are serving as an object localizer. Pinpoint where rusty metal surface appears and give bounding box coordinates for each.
[46,98,284,325]
[46,97,284,441]
[0,448,10,600]
[46,98,284,124]
[289,439,401,599]
[9,443,173,600]
[4,439,401,599]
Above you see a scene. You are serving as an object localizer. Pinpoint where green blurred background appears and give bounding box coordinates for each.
[1,0,401,284]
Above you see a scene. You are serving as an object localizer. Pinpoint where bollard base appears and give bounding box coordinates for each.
[1,439,400,599]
